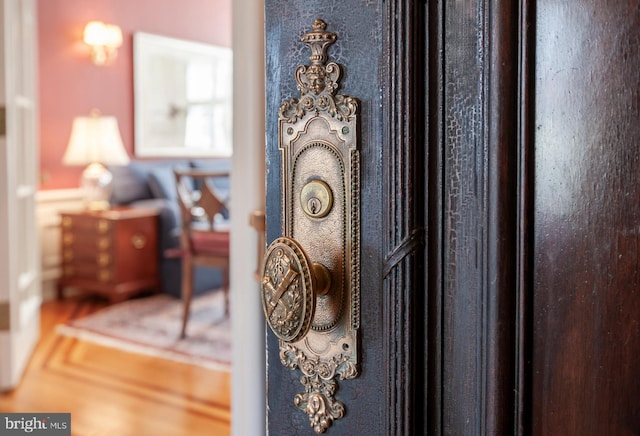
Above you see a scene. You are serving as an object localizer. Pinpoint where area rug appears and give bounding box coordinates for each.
[57,290,231,371]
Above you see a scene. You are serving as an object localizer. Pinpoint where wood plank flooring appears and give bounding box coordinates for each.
[0,296,231,436]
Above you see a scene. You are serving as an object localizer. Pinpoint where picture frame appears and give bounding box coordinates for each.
[133,32,232,157]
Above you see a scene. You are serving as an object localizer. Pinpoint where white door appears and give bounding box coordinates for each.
[0,0,41,391]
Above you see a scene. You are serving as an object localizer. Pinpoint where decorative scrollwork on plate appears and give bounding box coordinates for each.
[280,343,358,433]
[279,19,359,123]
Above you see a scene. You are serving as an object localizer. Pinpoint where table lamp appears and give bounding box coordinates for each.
[62,109,130,210]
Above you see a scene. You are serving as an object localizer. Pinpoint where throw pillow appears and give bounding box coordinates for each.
[148,165,192,200]
[109,163,153,204]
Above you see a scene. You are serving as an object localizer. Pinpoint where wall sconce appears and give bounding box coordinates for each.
[83,21,123,65]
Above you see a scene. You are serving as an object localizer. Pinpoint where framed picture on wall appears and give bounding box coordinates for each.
[133,32,232,157]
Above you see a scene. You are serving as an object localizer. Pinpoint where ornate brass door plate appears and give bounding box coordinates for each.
[260,19,360,433]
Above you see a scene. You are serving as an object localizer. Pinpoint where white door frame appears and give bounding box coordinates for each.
[230,1,266,434]
[0,0,41,391]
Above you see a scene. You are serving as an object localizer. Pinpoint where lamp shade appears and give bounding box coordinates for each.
[63,111,129,210]
[63,113,129,166]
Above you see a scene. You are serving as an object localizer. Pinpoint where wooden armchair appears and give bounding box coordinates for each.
[174,168,230,338]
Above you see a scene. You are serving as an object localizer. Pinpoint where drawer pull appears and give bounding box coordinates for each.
[132,234,146,249]
[63,250,74,262]
[97,238,110,250]
[98,270,111,282]
[63,233,74,245]
[97,219,111,233]
[97,253,110,266]
[62,217,73,228]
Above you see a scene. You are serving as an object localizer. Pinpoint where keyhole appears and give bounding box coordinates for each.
[300,180,333,218]
[308,197,321,215]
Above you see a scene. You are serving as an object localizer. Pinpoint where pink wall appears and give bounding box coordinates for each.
[38,0,231,190]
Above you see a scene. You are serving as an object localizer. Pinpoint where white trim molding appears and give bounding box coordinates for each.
[36,188,84,300]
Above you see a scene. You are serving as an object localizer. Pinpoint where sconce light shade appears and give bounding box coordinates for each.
[83,21,123,65]
[63,110,129,210]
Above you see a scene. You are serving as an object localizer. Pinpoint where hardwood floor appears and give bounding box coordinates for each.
[0,296,231,436]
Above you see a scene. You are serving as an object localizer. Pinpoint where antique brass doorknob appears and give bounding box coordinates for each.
[260,236,331,343]
[265,19,360,433]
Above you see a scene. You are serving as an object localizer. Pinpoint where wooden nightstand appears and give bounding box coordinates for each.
[57,207,160,303]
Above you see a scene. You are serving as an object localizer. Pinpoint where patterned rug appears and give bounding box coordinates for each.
[57,290,231,371]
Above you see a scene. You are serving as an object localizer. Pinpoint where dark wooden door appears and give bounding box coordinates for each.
[530,1,640,434]
[264,1,640,434]
[264,2,426,435]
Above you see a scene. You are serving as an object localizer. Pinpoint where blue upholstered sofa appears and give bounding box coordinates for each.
[108,158,230,298]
